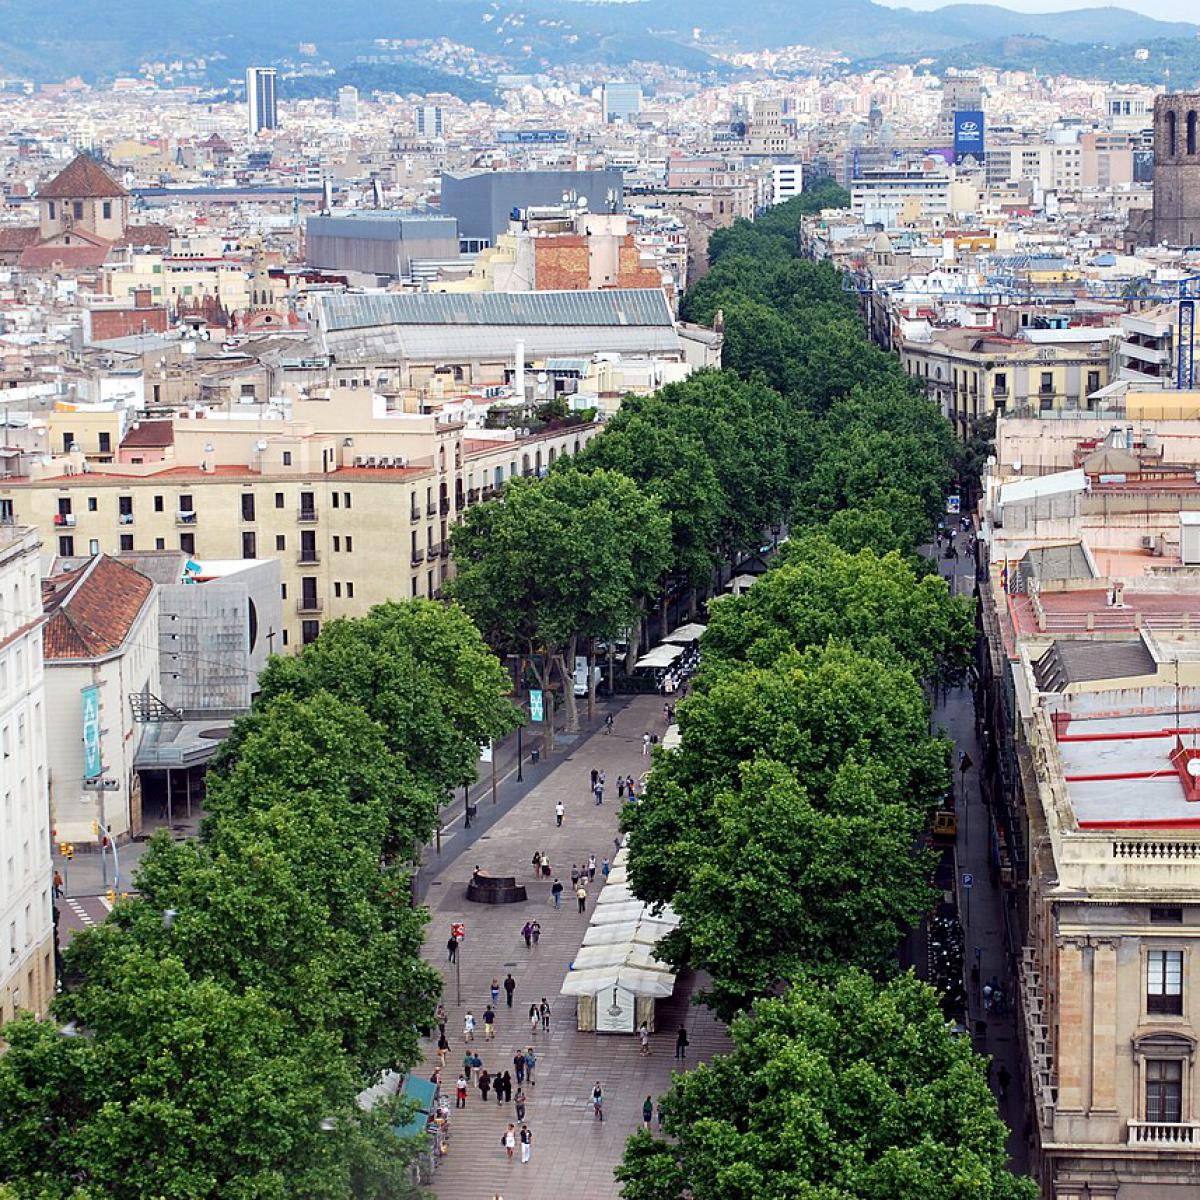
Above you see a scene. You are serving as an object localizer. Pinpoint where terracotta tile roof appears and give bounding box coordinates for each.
[18,243,111,271]
[42,555,154,660]
[0,226,39,252]
[37,154,127,200]
[119,419,174,449]
[118,222,173,249]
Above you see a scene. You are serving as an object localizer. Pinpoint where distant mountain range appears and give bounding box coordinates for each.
[0,0,1195,84]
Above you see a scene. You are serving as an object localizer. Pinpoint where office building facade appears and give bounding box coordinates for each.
[246,67,278,136]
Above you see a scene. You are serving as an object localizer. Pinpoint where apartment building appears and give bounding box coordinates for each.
[0,392,601,653]
[0,526,53,1026]
[899,327,1115,436]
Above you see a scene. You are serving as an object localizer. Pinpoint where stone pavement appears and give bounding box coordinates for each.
[415,694,730,1200]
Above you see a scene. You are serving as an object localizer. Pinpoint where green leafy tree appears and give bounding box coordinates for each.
[250,599,519,824]
[449,467,671,745]
[702,534,974,683]
[616,970,1036,1200]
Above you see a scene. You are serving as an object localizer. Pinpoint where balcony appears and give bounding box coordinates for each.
[467,488,480,504]
[440,498,452,516]
[410,508,421,522]
[426,501,437,516]
[175,511,197,526]
[411,548,426,565]
[53,513,76,527]
[481,485,496,499]
[296,597,323,614]
[1128,1121,1200,1147]
[118,512,134,526]
[440,542,451,559]
[297,552,320,565]
[297,509,318,524]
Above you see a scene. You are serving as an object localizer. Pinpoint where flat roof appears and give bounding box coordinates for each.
[1058,711,1200,828]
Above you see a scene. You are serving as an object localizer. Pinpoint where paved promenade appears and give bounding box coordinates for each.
[415,694,730,1200]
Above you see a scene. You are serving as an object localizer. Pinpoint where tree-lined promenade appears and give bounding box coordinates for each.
[0,182,1030,1200]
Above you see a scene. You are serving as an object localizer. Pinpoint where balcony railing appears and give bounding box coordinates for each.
[297,509,318,524]
[440,498,451,515]
[467,488,480,503]
[54,513,76,527]
[426,502,437,516]
[296,597,323,614]
[410,508,421,522]
[297,551,320,565]
[118,512,134,525]
[411,548,426,565]
[1128,1121,1200,1146]
[175,511,196,526]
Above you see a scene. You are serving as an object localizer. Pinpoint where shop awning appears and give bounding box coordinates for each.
[634,644,684,670]
[663,622,706,643]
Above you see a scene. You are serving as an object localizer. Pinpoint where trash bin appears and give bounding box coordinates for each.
[530,748,541,764]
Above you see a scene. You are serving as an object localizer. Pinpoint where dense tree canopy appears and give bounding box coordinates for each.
[616,971,1036,1200]
[701,534,975,683]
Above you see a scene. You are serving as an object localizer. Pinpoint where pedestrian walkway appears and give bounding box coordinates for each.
[931,528,1030,1174]
[416,694,729,1199]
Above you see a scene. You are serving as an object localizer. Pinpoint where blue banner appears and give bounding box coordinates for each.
[954,110,985,163]
[529,689,544,723]
[82,685,101,778]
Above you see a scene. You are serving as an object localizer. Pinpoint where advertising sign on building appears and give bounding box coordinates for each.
[82,685,102,779]
[953,110,986,163]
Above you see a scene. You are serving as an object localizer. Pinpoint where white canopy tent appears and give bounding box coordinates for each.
[661,723,682,751]
[561,851,681,1032]
[663,622,707,644]
[633,643,684,670]
[727,573,760,594]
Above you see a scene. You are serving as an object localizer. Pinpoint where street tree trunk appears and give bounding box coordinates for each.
[587,639,597,721]
[560,635,579,731]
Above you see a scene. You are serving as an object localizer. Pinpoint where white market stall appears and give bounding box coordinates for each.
[663,622,707,644]
[633,644,685,670]
[560,851,681,1033]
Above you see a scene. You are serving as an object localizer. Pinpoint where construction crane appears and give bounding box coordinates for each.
[843,270,1200,389]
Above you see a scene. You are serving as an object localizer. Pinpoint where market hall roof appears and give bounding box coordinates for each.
[37,153,128,200]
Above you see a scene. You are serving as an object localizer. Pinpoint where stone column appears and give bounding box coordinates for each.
[1090,937,1118,1113]
[1057,937,1087,1113]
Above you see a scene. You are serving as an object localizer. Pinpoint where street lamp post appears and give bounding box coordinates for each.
[517,723,524,783]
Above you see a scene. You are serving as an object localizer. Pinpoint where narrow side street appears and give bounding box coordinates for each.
[412,693,730,1200]
[932,531,1030,1175]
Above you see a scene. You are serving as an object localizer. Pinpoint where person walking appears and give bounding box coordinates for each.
[591,767,599,790]
[479,1069,492,1102]
[490,977,501,1007]
[592,1081,604,1122]
[502,1122,516,1161]
[539,999,551,1032]
[570,864,580,888]
[601,857,610,880]
[531,850,541,878]
[555,800,564,827]
[638,1021,651,1057]
[587,854,597,881]
[519,1123,532,1164]
[447,935,459,963]
[604,712,613,735]
[530,920,541,945]
[435,1002,448,1038]
[642,732,651,757]
[513,1050,526,1086]
[593,781,603,806]
[551,878,563,910]
[496,1070,507,1105]
[997,1063,1011,1101]
[576,882,588,913]
[436,1031,450,1067]
[483,1004,496,1040]
[675,1027,689,1060]
[529,1004,540,1037]
[463,1011,476,1043]
[617,777,626,800]
[514,1086,527,1122]
[503,972,516,1008]
[455,1075,468,1109]
[642,1095,654,1130]
[503,1070,513,1103]
[521,921,533,949]
[525,1046,537,1087]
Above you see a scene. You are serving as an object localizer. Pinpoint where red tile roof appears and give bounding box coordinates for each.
[0,226,39,252]
[120,419,175,449]
[18,243,110,271]
[118,222,173,249]
[42,555,154,660]
[37,154,127,200]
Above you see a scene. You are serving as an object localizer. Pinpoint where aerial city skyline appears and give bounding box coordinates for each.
[1,3,1200,1199]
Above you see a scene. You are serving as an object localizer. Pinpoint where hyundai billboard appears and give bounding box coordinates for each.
[953,110,986,164]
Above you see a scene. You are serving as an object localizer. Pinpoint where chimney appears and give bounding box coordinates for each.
[515,340,525,401]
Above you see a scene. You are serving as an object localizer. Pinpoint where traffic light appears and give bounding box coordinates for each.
[105,888,116,906]
[58,842,74,860]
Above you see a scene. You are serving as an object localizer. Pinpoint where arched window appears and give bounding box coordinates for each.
[1189,111,1198,156]
[1167,110,1178,158]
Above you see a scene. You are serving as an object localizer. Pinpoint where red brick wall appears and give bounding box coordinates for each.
[89,306,169,341]
[534,236,590,290]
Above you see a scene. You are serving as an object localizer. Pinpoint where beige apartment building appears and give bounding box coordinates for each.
[1012,635,1200,1198]
[0,392,599,651]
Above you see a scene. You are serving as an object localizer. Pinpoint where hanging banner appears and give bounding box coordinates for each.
[529,689,544,723]
[82,685,101,779]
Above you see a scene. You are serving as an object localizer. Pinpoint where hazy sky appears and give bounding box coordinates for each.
[878,0,1198,20]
